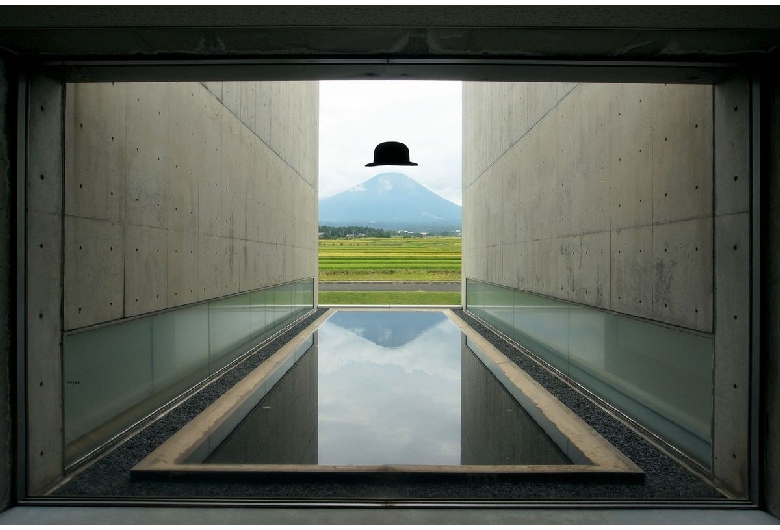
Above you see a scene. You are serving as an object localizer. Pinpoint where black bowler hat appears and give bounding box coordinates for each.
[365,141,418,167]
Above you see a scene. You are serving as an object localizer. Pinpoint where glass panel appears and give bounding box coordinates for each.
[266,285,281,332]
[151,305,209,400]
[468,279,714,465]
[513,290,570,374]
[63,318,153,460]
[209,292,253,370]
[249,288,267,340]
[283,282,293,323]
[495,284,514,337]
[62,281,320,464]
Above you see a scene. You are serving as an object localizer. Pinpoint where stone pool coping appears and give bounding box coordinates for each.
[131,308,643,482]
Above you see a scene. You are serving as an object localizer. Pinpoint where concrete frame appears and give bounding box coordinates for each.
[14,60,759,504]
[0,5,778,522]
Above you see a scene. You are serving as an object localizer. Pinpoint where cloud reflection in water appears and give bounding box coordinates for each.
[317,312,462,465]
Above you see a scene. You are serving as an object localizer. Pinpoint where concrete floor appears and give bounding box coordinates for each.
[0,506,778,524]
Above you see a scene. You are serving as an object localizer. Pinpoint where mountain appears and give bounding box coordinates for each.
[319,173,461,232]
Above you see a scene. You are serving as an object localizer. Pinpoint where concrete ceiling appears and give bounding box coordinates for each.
[0,6,778,83]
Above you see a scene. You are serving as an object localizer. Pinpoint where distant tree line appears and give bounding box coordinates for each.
[318,225,461,239]
[318,225,394,239]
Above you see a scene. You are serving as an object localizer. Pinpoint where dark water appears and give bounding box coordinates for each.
[206,311,570,466]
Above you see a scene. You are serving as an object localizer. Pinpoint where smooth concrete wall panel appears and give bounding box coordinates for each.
[652,85,713,225]
[509,82,527,150]
[201,81,222,101]
[28,79,63,216]
[124,224,168,317]
[64,216,124,329]
[26,212,63,495]
[125,82,168,230]
[219,118,238,239]
[526,82,558,135]
[221,81,240,119]
[713,212,750,495]
[711,74,752,498]
[520,132,540,243]
[26,77,65,494]
[238,238,251,293]
[609,84,653,231]
[269,83,283,165]
[228,236,241,294]
[556,89,583,239]
[197,233,221,302]
[244,141,263,243]
[239,82,256,136]
[714,76,750,216]
[557,235,579,298]
[652,218,713,332]
[537,114,558,242]
[580,231,610,307]
[197,91,223,238]
[64,83,126,223]
[579,83,611,235]
[167,229,198,307]
[255,82,272,146]
[63,79,318,331]
[28,212,63,367]
[610,226,653,320]
[463,82,714,331]
[502,146,522,245]
[167,84,200,234]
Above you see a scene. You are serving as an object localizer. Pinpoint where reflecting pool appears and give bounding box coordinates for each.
[205,310,570,466]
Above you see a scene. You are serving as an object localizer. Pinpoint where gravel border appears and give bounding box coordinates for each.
[52,308,724,501]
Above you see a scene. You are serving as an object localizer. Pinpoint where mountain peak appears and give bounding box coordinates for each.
[347,173,423,196]
[320,173,461,231]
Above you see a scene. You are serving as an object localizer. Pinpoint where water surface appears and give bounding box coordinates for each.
[207,311,569,467]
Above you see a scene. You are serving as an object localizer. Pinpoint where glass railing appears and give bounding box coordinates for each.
[63,278,314,466]
[465,278,714,467]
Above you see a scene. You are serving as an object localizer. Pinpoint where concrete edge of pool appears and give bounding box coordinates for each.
[131,308,644,483]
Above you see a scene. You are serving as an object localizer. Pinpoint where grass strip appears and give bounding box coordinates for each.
[318,291,461,305]
[318,270,461,281]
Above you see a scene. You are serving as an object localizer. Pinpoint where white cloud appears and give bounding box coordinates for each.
[315,317,462,465]
[319,80,463,205]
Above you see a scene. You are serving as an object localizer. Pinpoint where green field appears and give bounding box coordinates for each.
[318,291,461,305]
[318,237,461,281]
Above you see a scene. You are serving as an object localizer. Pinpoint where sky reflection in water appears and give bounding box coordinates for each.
[317,311,462,465]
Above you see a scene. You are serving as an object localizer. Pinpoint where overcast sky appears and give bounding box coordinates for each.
[318,80,463,205]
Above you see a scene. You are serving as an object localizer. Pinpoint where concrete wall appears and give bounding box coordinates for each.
[711,74,752,498]
[463,82,714,332]
[0,59,11,511]
[63,81,318,330]
[462,81,751,496]
[23,79,318,495]
[26,76,64,496]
